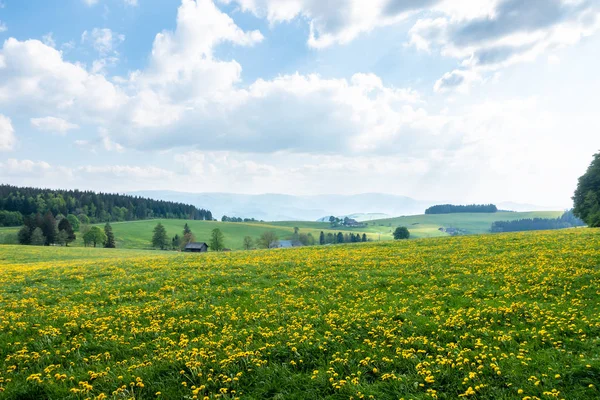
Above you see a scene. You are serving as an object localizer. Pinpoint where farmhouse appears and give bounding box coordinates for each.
[184,242,209,252]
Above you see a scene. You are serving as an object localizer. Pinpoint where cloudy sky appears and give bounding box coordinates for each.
[1,0,599,207]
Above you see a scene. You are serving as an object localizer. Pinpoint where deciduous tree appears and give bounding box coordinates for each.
[573,152,600,227]
[393,227,410,240]
[210,228,225,251]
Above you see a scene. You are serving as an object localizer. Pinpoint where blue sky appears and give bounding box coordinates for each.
[1,0,599,207]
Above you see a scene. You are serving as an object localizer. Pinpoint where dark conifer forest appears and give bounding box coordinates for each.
[0,185,212,226]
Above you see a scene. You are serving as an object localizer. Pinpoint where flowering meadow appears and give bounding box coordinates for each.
[0,229,599,399]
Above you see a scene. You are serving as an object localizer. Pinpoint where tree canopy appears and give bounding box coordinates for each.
[425,204,498,214]
[0,184,212,226]
[152,223,169,250]
[573,152,600,227]
[210,228,225,251]
[393,227,410,240]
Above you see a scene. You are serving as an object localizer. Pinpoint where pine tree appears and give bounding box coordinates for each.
[104,222,116,248]
[319,231,325,245]
[362,233,367,242]
[172,234,181,250]
[184,223,191,235]
[152,223,168,250]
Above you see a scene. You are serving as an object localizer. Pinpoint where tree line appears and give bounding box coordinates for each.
[221,216,262,223]
[425,204,498,214]
[319,231,368,245]
[17,211,117,248]
[490,210,585,233]
[0,184,212,226]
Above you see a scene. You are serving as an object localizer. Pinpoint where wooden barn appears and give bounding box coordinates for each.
[184,242,209,253]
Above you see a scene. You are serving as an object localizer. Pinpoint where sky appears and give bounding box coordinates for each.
[0,0,599,207]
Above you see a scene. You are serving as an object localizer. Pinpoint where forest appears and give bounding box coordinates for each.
[490,210,585,232]
[425,204,498,214]
[0,185,212,226]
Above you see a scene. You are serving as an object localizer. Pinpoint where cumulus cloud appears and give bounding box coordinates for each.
[220,0,437,48]
[409,0,600,90]
[30,116,79,134]
[0,37,127,118]
[0,114,15,151]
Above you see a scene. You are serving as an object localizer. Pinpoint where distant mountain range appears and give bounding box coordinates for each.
[129,191,565,222]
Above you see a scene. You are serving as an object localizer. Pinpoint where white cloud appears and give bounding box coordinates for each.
[42,32,56,48]
[30,116,79,134]
[0,21,6,33]
[0,114,15,151]
[220,0,430,48]
[81,28,125,55]
[409,0,600,90]
[82,0,99,5]
[0,159,52,174]
[0,38,127,118]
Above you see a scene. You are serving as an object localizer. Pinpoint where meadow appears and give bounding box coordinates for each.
[273,211,563,240]
[0,211,563,249]
[0,228,598,399]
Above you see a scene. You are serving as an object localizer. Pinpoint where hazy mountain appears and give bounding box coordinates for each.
[129,191,436,221]
[128,191,563,221]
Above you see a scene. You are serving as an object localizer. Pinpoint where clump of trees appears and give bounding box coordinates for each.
[83,226,106,247]
[258,231,279,249]
[573,152,600,227]
[318,231,368,244]
[328,216,366,228]
[425,204,498,214]
[491,210,586,233]
[393,227,410,240]
[221,216,262,223]
[17,212,76,246]
[0,184,212,226]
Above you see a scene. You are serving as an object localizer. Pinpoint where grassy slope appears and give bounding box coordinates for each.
[96,219,377,250]
[0,229,598,399]
[272,211,563,240]
[0,211,564,248]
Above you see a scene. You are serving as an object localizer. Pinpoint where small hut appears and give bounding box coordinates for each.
[184,242,209,253]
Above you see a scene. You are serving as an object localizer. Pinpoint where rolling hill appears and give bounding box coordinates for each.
[0,211,566,249]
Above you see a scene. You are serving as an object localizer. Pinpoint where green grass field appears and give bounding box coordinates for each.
[272,211,564,240]
[0,211,564,250]
[0,228,598,399]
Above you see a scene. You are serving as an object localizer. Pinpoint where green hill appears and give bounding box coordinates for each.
[0,211,565,249]
[272,211,564,240]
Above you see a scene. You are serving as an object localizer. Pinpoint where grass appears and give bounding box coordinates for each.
[0,228,599,399]
[95,219,377,250]
[0,211,565,249]
[273,211,564,240]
